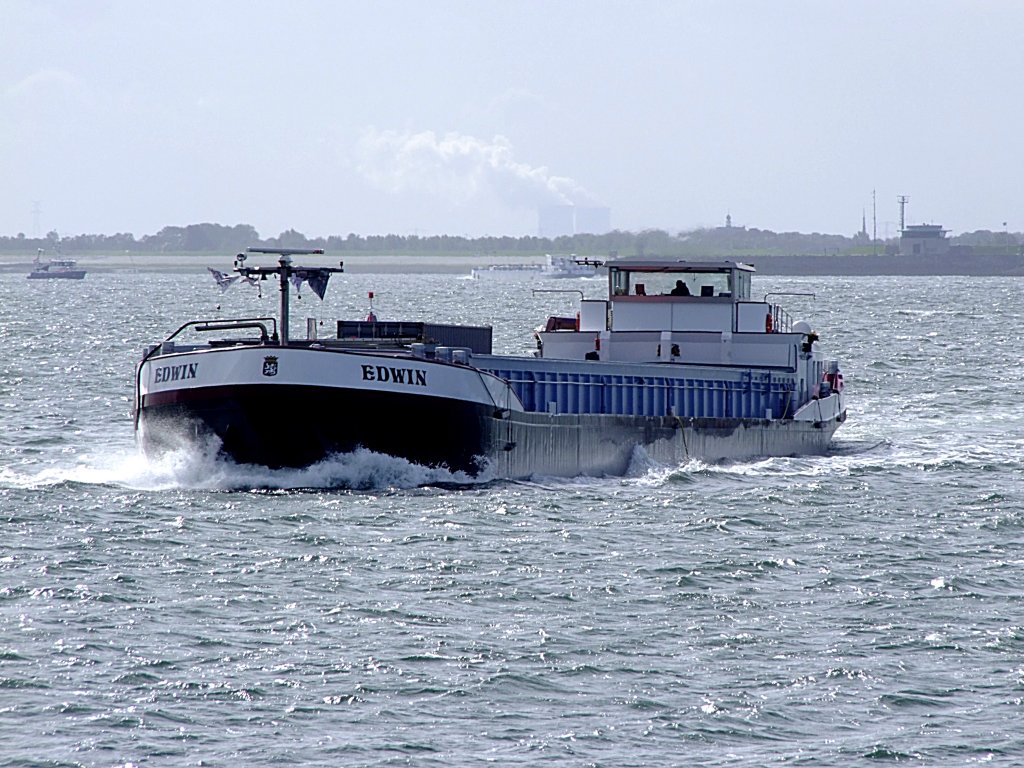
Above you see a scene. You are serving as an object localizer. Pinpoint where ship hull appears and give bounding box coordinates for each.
[27,271,86,279]
[138,383,497,474]
[136,346,845,478]
[138,385,842,477]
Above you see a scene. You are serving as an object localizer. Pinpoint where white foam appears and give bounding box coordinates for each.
[1,443,485,493]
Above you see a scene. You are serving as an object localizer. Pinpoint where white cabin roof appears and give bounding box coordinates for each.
[604,259,755,273]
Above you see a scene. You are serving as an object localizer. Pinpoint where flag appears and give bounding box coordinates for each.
[208,267,239,292]
[298,269,331,300]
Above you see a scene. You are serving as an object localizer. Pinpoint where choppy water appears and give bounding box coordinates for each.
[2,267,1023,766]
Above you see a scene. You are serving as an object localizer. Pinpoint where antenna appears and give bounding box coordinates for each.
[872,189,877,255]
[897,195,909,235]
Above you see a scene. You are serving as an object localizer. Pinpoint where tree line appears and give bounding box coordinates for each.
[1,221,1020,257]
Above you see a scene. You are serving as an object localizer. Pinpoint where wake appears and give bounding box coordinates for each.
[0,443,486,493]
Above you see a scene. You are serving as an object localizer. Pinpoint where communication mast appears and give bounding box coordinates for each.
[872,189,877,255]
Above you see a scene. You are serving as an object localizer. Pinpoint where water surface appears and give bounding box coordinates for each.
[2,270,1022,766]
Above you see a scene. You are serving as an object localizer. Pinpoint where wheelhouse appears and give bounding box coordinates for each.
[609,259,753,301]
[536,258,803,365]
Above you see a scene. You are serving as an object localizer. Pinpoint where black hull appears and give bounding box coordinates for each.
[139,384,495,474]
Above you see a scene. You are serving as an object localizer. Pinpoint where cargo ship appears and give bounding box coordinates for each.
[134,248,847,478]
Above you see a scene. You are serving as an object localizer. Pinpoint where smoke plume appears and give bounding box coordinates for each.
[356,129,599,208]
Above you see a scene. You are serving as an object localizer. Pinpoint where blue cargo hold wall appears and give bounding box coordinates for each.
[478,364,798,419]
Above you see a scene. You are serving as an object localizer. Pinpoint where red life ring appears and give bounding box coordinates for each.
[765,313,774,333]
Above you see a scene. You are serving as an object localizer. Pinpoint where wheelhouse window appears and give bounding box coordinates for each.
[734,270,751,300]
[611,268,631,296]
[610,268,743,298]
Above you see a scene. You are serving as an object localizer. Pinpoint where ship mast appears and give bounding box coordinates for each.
[235,247,344,345]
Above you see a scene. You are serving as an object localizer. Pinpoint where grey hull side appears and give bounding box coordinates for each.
[482,412,844,478]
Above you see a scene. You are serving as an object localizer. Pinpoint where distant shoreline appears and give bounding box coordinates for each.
[745,252,1024,276]
[0,253,491,274]
[3,252,1023,276]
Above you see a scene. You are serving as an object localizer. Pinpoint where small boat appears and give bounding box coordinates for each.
[134,248,847,478]
[27,249,86,280]
[470,254,602,280]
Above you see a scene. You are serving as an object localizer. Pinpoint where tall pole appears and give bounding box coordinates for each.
[872,189,877,256]
[278,255,292,345]
[897,195,909,235]
[241,247,341,347]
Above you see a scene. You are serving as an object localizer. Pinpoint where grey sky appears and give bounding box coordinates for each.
[4,0,1022,239]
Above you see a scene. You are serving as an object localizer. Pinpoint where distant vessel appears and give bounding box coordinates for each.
[134,249,847,478]
[27,249,86,280]
[470,254,602,280]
